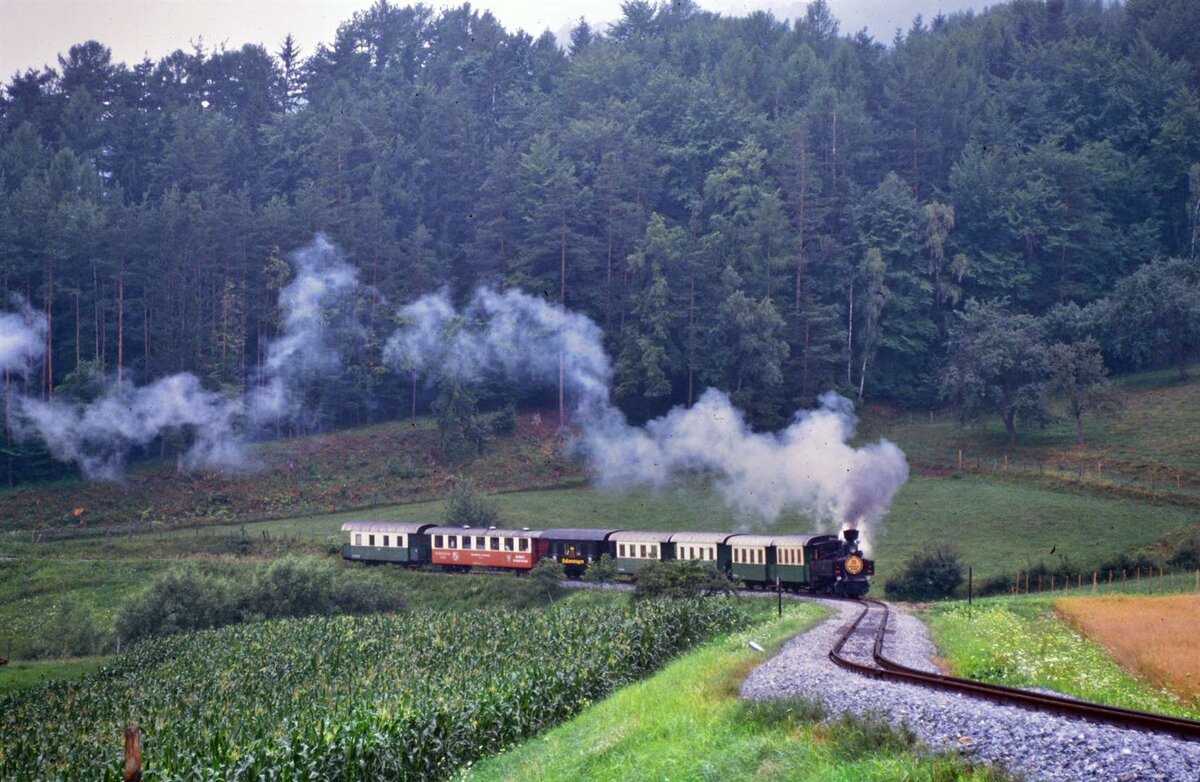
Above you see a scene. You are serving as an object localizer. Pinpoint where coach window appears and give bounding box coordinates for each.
[490,537,500,551]
[433,535,443,548]
[476,536,485,549]
[758,549,764,564]
[518,538,529,552]
[618,544,626,557]
[450,536,459,549]
[354,533,361,546]
[369,535,376,546]
[638,544,646,558]
[400,535,408,548]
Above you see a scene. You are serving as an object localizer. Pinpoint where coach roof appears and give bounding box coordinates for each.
[610,530,675,543]
[424,526,544,539]
[669,531,739,545]
[541,528,622,541]
[727,533,827,548]
[340,521,435,535]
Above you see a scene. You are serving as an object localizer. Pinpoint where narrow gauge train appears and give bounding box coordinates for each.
[341,521,874,596]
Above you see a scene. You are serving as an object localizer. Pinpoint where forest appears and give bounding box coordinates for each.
[2,0,1199,482]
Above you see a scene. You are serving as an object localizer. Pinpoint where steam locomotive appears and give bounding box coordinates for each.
[341,522,873,596]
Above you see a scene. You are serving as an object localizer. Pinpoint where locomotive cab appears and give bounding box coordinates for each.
[806,529,873,597]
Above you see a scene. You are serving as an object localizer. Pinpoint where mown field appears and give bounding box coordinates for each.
[1056,594,1200,703]
[924,595,1200,720]
[0,598,746,781]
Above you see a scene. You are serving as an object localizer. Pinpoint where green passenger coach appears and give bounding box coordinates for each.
[341,521,434,564]
[611,530,674,574]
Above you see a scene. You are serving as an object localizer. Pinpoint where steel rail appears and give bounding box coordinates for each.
[829,598,1200,742]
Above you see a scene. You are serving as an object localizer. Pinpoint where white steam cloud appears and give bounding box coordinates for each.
[6,234,361,479]
[0,302,47,373]
[386,288,909,546]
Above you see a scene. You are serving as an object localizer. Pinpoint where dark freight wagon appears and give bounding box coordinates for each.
[541,528,622,577]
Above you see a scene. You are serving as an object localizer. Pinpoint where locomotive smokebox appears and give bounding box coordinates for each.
[843,528,860,545]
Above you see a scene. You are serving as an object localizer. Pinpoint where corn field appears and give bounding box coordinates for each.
[0,600,746,781]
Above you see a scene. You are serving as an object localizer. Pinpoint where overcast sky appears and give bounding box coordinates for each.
[1,0,983,79]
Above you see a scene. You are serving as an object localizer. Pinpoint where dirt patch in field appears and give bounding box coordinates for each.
[1056,594,1200,703]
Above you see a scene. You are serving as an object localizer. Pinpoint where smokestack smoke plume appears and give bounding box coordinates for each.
[6,234,362,479]
[387,288,909,546]
[0,301,47,373]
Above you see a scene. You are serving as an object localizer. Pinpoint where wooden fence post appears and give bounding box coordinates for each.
[1092,571,1097,593]
[124,723,142,782]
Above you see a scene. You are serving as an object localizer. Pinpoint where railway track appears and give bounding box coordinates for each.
[829,598,1200,742]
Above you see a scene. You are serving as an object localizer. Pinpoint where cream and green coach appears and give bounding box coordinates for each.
[611,530,675,574]
[341,521,434,564]
[726,533,828,587]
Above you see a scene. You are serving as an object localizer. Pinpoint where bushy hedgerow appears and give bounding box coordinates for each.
[633,560,735,601]
[884,546,964,601]
[115,557,404,644]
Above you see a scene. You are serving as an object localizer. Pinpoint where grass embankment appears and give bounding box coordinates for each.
[924,596,1200,720]
[859,362,1200,497]
[1056,594,1200,703]
[467,602,1006,782]
[0,413,580,533]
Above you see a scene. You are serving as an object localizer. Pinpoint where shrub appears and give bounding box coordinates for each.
[443,478,500,528]
[633,560,735,601]
[530,558,566,600]
[582,553,618,582]
[115,566,239,643]
[116,558,406,645]
[884,546,964,601]
[491,402,518,435]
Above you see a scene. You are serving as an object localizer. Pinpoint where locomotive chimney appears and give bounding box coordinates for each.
[843,529,860,546]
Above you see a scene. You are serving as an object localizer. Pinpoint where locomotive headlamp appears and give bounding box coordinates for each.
[845,555,865,576]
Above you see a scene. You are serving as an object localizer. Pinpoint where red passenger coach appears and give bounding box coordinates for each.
[426,526,543,571]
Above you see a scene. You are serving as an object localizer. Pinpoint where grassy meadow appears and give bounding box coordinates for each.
[859,362,1200,492]
[55,474,1189,582]
[924,595,1200,720]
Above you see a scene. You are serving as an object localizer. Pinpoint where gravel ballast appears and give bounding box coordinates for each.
[740,599,1200,781]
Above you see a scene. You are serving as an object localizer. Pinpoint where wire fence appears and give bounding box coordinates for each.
[916,447,1200,502]
[1006,566,1200,597]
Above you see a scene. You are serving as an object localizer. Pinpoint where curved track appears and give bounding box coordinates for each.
[829,599,1200,742]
